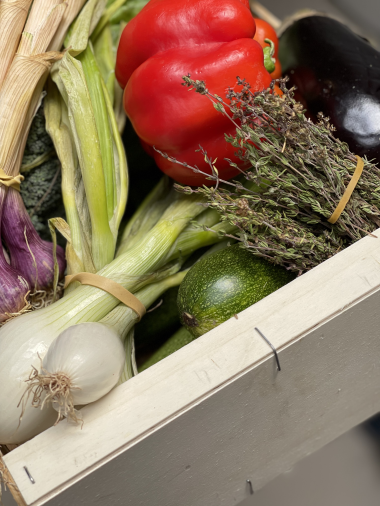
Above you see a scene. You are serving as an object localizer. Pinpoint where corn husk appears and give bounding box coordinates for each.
[0,0,68,178]
[0,0,33,90]
[0,51,62,177]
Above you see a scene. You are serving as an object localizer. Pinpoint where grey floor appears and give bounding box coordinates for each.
[240,422,380,506]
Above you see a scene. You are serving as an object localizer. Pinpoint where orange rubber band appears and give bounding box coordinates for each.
[0,168,24,192]
[328,155,364,224]
[64,272,146,321]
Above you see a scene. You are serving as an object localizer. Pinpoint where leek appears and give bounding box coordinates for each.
[47,13,129,274]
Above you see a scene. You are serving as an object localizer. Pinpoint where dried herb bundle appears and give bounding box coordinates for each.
[159,77,380,273]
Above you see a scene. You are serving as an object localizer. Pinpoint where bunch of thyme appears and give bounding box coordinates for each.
[157,76,380,273]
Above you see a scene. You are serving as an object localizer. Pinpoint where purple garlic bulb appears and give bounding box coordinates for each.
[0,190,29,321]
[2,188,66,290]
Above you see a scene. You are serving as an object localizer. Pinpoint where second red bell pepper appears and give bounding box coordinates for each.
[253,18,282,80]
[116,0,273,186]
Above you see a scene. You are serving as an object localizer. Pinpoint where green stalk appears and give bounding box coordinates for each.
[164,219,238,263]
[64,0,107,56]
[108,21,126,132]
[118,328,135,383]
[92,23,115,103]
[97,268,189,344]
[118,180,238,262]
[45,78,91,273]
[117,177,173,255]
[101,78,128,231]
[91,0,129,41]
[109,0,149,24]
[100,269,189,383]
[58,52,115,270]
[79,45,115,220]
[48,15,128,274]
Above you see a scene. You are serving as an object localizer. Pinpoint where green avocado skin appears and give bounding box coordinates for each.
[178,245,295,338]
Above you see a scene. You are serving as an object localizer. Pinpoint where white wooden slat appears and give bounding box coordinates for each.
[4,229,380,505]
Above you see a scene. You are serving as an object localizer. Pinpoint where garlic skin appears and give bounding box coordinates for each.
[2,189,66,290]
[42,322,125,406]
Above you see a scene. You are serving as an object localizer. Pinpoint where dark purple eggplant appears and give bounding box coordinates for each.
[279,15,380,162]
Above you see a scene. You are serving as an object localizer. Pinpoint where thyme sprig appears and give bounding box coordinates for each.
[156,76,380,273]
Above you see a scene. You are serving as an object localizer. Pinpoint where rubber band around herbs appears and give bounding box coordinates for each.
[328,155,364,224]
[64,273,146,321]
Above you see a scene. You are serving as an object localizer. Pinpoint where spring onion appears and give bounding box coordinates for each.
[22,269,189,424]
[23,322,126,424]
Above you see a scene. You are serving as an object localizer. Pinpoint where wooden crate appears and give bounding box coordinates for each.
[2,226,380,506]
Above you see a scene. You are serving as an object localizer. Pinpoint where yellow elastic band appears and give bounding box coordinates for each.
[328,155,364,224]
[64,272,146,321]
[0,168,24,192]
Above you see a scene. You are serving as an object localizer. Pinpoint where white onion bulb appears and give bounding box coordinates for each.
[27,322,125,423]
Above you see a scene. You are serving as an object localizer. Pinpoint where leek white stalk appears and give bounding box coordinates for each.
[117,176,173,255]
[0,192,205,444]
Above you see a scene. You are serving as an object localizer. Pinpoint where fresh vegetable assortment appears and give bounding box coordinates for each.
[1,0,380,450]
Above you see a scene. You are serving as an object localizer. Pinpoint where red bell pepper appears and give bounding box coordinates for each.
[116,0,273,186]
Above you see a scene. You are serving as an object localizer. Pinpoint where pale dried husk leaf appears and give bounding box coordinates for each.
[0,0,69,178]
[0,0,32,90]
[0,52,62,177]
[19,3,67,56]
[21,0,65,48]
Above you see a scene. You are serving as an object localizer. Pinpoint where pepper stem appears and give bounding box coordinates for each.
[263,38,276,74]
